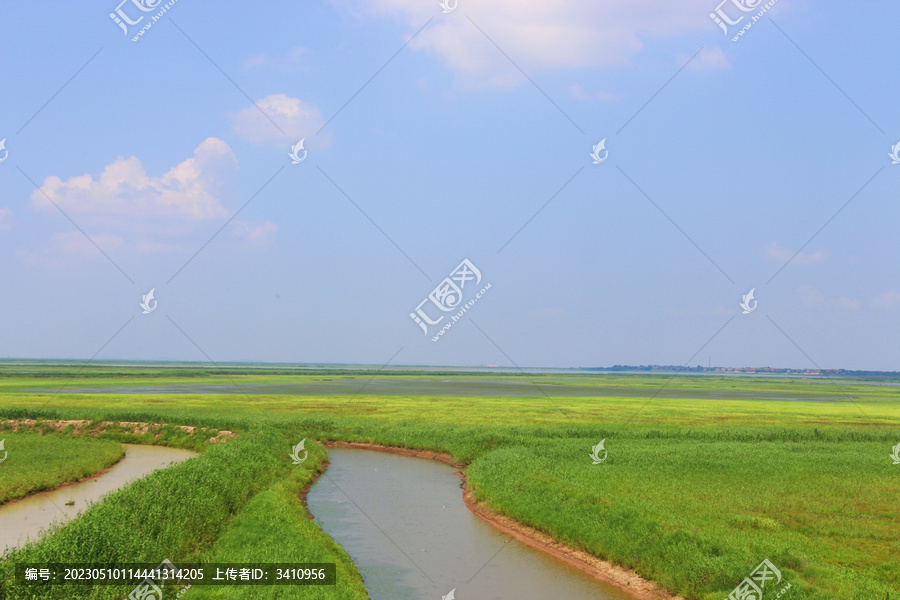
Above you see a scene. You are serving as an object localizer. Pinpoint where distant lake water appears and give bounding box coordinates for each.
[17,380,859,402]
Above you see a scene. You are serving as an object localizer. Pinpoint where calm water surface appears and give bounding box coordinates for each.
[0,444,196,554]
[19,381,854,402]
[307,448,634,600]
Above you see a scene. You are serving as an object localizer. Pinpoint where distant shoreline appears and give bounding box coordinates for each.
[0,359,898,379]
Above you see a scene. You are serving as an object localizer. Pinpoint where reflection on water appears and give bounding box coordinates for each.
[0,444,196,554]
[307,448,634,600]
[19,381,853,402]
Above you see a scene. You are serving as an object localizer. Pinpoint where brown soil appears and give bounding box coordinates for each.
[297,462,326,520]
[1,419,234,443]
[324,441,465,467]
[319,442,684,600]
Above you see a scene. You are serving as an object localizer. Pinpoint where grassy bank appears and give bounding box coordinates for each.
[467,437,898,599]
[0,425,369,600]
[0,433,124,505]
[190,446,367,600]
[0,426,282,599]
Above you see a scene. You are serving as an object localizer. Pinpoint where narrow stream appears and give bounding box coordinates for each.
[307,448,634,600]
[0,444,197,553]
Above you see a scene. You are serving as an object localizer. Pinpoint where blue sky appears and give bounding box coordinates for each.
[0,0,898,370]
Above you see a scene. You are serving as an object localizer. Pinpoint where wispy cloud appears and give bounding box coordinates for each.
[765,241,828,266]
[685,47,729,71]
[0,207,11,229]
[568,84,625,102]
[232,220,278,246]
[873,291,900,309]
[16,231,124,267]
[797,285,860,310]
[240,47,309,71]
[347,0,719,86]
[230,94,329,147]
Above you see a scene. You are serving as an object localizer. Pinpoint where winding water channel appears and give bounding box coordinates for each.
[0,444,196,554]
[307,448,634,600]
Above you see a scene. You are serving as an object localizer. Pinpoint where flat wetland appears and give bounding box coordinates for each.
[0,363,897,599]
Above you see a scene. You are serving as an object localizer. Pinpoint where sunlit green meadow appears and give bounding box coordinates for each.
[0,365,898,599]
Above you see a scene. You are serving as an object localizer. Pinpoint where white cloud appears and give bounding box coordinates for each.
[873,291,900,309]
[17,232,124,267]
[240,47,309,71]
[135,241,181,254]
[230,94,329,147]
[342,0,720,86]
[834,297,862,310]
[797,285,860,310]
[568,84,625,103]
[30,138,235,221]
[57,231,124,254]
[0,207,11,229]
[765,242,827,266]
[232,220,278,246]
[241,54,269,70]
[797,285,825,306]
[685,47,729,71]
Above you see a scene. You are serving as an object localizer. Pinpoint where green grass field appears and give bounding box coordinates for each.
[0,433,124,505]
[0,364,898,600]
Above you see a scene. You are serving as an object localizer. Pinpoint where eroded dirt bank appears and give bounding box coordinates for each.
[320,441,684,600]
[1,419,234,443]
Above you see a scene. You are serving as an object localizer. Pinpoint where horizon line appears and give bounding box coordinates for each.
[0,358,897,376]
